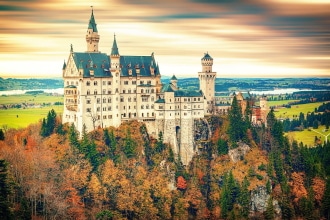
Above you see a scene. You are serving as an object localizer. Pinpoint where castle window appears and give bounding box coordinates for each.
[86,81,90,86]
[128,97,131,102]
[108,115,112,119]
[142,97,148,102]
[198,98,200,101]
[194,98,196,101]
[108,90,111,94]
[141,89,144,93]
[97,98,100,104]
[128,89,131,93]
[116,105,118,109]
[86,99,91,104]
[71,81,74,85]
[94,90,98,95]
[103,107,107,111]
[87,108,91,112]
[133,89,136,93]
[103,98,106,103]
[108,106,111,111]
[123,106,125,110]
[152,112,154,116]
[66,81,69,86]
[108,81,111,85]
[146,105,149,109]
[132,81,136,85]
[103,81,106,86]
[123,90,125,94]
[147,80,151,85]
[124,81,128,85]
[151,96,154,101]
[98,115,100,119]
[141,105,144,109]
[94,81,97,86]
[184,106,187,109]
[151,89,154,93]
[87,90,90,95]
[116,88,119,93]
[140,81,144,85]
[103,115,107,119]
[120,97,124,102]
[108,98,111,103]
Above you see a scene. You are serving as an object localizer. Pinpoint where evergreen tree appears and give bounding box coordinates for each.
[0,160,12,219]
[0,129,4,141]
[155,131,165,153]
[238,176,250,218]
[40,109,57,137]
[264,196,275,220]
[217,138,228,155]
[228,96,246,147]
[68,123,79,149]
[322,178,330,219]
[123,128,136,159]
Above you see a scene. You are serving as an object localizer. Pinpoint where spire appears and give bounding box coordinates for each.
[70,44,73,53]
[62,60,66,70]
[111,34,120,56]
[88,6,98,32]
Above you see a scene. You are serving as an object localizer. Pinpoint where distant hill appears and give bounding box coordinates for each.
[0,77,63,91]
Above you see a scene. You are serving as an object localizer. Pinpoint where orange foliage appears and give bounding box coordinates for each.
[177,176,187,190]
[290,172,308,204]
[312,177,325,206]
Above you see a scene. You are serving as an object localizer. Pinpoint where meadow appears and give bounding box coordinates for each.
[272,101,327,119]
[0,93,63,129]
[286,125,330,147]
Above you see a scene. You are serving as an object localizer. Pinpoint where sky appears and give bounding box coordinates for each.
[0,0,329,78]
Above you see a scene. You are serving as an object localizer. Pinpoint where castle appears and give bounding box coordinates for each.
[62,10,268,165]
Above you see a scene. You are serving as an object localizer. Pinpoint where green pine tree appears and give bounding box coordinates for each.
[0,160,12,219]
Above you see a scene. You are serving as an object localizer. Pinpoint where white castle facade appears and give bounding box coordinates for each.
[62,10,216,165]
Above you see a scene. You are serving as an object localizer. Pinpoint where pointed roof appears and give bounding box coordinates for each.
[202,52,213,60]
[111,34,120,56]
[171,75,177,80]
[88,9,98,32]
[62,60,66,70]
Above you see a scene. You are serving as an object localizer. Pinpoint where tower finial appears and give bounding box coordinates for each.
[70,44,73,53]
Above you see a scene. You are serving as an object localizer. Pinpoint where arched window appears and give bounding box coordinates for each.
[94,90,97,95]
[87,90,90,95]
[141,105,144,109]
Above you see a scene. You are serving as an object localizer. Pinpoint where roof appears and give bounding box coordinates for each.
[174,89,203,97]
[155,99,165,103]
[202,52,213,60]
[171,75,177,80]
[111,35,119,56]
[73,52,111,77]
[120,55,160,77]
[71,52,160,78]
[161,84,175,93]
[65,85,77,88]
[62,60,66,70]
[88,10,98,32]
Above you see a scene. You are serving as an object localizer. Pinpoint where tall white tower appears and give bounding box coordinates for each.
[198,52,216,107]
[86,8,100,52]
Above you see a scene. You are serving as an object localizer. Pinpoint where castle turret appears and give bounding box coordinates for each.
[170,75,178,89]
[86,8,100,52]
[110,34,121,127]
[62,60,66,76]
[198,52,216,114]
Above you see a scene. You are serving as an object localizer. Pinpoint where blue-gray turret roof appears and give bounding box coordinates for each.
[62,60,66,70]
[88,9,98,32]
[111,34,119,56]
[171,75,177,80]
[202,52,213,60]
[161,84,175,93]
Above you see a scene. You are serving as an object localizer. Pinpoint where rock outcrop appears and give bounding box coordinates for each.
[228,142,250,163]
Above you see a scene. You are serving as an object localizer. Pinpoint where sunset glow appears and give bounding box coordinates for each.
[0,0,329,78]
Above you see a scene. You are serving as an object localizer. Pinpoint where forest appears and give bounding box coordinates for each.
[1,98,330,219]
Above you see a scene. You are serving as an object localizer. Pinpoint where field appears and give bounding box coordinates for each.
[0,93,64,129]
[267,100,299,106]
[273,101,327,119]
[286,126,330,147]
[0,105,63,129]
[0,93,63,105]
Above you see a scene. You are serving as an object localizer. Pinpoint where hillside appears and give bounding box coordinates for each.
[0,111,330,219]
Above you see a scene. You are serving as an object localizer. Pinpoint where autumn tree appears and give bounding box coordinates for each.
[177,176,187,191]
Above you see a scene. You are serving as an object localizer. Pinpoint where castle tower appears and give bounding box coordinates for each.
[86,8,100,52]
[170,75,178,89]
[198,52,216,113]
[110,34,121,127]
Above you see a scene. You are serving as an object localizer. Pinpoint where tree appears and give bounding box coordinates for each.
[228,96,246,146]
[264,196,274,220]
[0,129,4,141]
[0,160,12,219]
[155,131,165,153]
[68,123,79,149]
[217,138,228,155]
[177,176,187,191]
[238,177,250,218]
[123,128,136,159]
[40,109,57,137]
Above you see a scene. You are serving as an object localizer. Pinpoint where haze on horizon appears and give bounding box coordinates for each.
[0,0,329,78]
